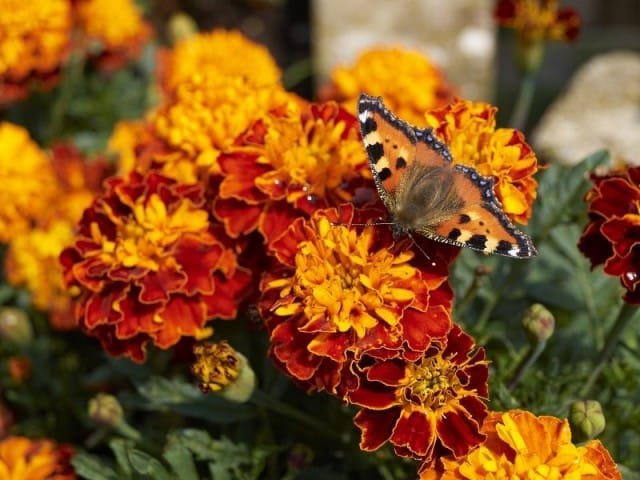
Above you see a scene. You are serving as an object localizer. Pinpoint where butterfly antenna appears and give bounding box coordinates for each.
[406,231,437,267]
[330,221,396,228]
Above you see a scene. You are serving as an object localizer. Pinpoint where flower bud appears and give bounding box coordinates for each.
[0,307,33,345]
[516,39,545,73]
[88,393,124,428]
[168,12,197,44]
[522,303,555,344]
[287,444,314,472]
[570,400,606,442]
[192,341,256,403]
[8,356,32,383]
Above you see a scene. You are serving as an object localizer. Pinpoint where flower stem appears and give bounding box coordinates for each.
[580,303,639,396]
[508,340,546,390]
[509,70,537,131]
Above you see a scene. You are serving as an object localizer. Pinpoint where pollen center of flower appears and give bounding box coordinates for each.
[404,355,460,410]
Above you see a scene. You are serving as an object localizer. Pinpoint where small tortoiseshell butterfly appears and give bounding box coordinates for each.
[358,93,537,258]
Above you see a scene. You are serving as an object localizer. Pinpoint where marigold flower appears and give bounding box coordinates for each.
[74,0,152,71]
[108,119,154,176]
[0,0,71,104]
[259,205,457,394]
[421,409,621,479]
[157,29,281,94]
[145,73,297,184]
[349,326,488,467]
[578,166,640,304]
[60,171,252,362]
[214,102,371,246]
[424,99,538,224]
[0,436,75,479]
[322,47,455,127]
[495,0,581,45]
[0,123,58,242]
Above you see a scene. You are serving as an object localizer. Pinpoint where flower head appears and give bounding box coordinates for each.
[323,47,455,127]
[349,326,488,466]
[259,205,457,394]
[578,166,640,304]
[0,123,58,242]
[157,29,281,94]
[0,0,71,104]
[214,102,371,245]
[425,99,538,224]
[495,0,581,45]
[74,0,152,70]
[0,436,75,479]
[421,409,621,479]
[60,171,251,362]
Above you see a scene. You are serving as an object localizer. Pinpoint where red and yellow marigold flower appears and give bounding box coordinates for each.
[157,29,281,94]
[578,166,640,304]
[0,122,58,242]
[259,205,457,394]
[322,47,455,127]
[0,0,71,105]
[425,99,538,224]
[0,436,76,479]
[214,102,371,246]
[60,171,251,362]
[348,326,488,467]
[143,72,297,184]
[73,0,152,71]
[495,0,581,46]
[421,409,621,479]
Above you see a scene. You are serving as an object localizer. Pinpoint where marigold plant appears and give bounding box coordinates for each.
[0,436,75,479]
[424,99,538,224]
[420,409,621,479]
[60,171,252,362]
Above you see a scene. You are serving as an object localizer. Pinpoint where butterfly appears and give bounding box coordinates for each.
[357,93,537,258]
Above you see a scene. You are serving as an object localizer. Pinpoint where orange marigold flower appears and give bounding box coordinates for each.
[108,119,154,176]
[495,0,581,45]
[145,73,297,184]
[74,0,152,71]
[424,99,538,224]
[578,166,640,304]
[259,205,457,394]
[349,325,488,467]
[0,0,71,105]
[0,436,75,479]
[60,171,252,362]
[214,102,371,246]
[322,47,455,127]
[157,29,281,94]
[0,123,58,242]
[421,409,621,479]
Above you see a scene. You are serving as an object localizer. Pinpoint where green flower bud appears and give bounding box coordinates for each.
[168,12,197,44]
[522,303,555,344]
[570,400,606,442]
[0,307,33,345]
[88,393,124,428]
[516,39,545,73]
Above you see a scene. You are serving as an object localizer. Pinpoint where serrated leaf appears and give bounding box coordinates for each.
[109,438,134,476]
[71,452,120,480]
[163,440,199,480]
[127,449,172,480]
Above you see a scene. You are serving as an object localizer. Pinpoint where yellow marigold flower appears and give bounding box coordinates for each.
[420,409,621,480]
[326,47,455,127]
[0,0,71,104]
[108,119,152,175]
[150,72,296,182]
[192,341,256,402]
[0,436,76,479]
[157,29,281,94]
[74,0,152,70]
[0,123,58,242]
[424,99,538,224]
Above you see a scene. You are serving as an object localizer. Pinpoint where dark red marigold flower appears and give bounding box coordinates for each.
[578,166,640,304]
[60,171,251,362]
[214,102,372,247]
[258,204,458,395]
[347,325,488,467]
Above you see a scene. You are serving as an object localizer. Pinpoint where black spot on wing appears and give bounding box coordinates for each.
[361,117,377,136]
[396,157,407,169]
[467,234,487,251]
[496,240,512,254]
[366,143,384,163]
[378,168,392,182]
[358,93,417,145]
[459,214,471,224]
[448,228,461,241]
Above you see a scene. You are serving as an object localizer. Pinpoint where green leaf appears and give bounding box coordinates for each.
[71,452,120,480]
[163,439,199,480]
[618,465,640,480]
[109,439,134,477]
[128,449,172,480]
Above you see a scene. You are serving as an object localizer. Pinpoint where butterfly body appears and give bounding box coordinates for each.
[358,93,537,258]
